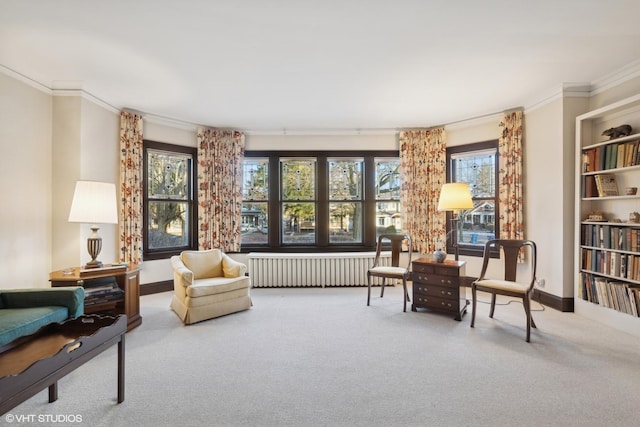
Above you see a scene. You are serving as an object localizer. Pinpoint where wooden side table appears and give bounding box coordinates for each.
[0,315,126,415]
[411,257,468,320]
[50,265,142,331]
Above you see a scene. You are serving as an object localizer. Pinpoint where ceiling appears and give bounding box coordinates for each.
[2,0,640,133]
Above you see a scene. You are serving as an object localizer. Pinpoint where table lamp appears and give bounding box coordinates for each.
[437,182,474,260]
[68,180,118,269]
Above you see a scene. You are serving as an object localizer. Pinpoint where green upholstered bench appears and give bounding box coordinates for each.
[0,287,84,350]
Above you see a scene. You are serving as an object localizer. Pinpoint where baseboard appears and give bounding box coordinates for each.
[140,280,173,296]
[460,276,574,312]
[533,288,574,312]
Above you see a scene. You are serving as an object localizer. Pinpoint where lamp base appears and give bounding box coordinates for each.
[84,259,103,269]
[86,234,103,269]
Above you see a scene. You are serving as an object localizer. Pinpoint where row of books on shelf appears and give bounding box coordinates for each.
[581,223,640,251]
[581,248,640,281]
[83,277,124,306]
[582,139,640,173]
[579,273,640,317]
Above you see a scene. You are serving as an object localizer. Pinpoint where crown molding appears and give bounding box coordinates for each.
[591,59,640,95]
[0,64,51,94]
[524,83,592,113]
[139,111,199,132]
[444,112,502,131]
[52,88,119,114]
[244,128,398,136]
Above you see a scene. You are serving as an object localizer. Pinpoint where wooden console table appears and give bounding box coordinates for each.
[411,257,468,320]
[0,315,126,415]
[50,264,141,331]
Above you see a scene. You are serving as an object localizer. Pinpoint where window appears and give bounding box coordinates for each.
[241,151,401,251]
[446,140,498,257]
[241,158,269,245]
[143,140,198,259]
[375,158,401,236]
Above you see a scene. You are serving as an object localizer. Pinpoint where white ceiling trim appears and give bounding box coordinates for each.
[524,83,592,114]
[0,64,51,94]
[52,88,119,114]
[591,59,640,95]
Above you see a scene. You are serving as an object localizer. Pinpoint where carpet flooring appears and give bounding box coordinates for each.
[8,285,640,427]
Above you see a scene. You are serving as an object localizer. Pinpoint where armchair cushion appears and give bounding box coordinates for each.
[181,249,223,279]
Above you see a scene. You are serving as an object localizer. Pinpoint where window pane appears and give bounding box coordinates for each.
[328,158,362,200]
[241,202,268,244]
[243,158,269,200]
[148,150,190,199]
[375,158,401,200]
[459,200,496,247]
[281,159,315,201]
[376,201,403,236]
[148,201,189,249]
[452,150,495,197]
[282,202,315,244]
[329,202,362,243]
[450,145,498,253]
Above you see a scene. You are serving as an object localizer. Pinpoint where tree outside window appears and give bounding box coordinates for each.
[240,151,400,251]
[143,140,197,259]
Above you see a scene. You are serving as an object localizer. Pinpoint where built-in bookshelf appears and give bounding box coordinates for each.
[575,93,640,337]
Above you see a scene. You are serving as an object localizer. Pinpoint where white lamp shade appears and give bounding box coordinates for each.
[68,181,118,224]
[437,183,474,211]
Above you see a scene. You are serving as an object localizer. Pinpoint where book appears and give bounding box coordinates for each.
[594,174,619,197]
[584,175,598,197]
[79,264,128,277]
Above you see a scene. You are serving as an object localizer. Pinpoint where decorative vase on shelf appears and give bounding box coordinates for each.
[433,247,447,263]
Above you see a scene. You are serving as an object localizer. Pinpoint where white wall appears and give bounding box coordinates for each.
[51,96,82,270]
[4,67,640,302]
[0,73,53,288]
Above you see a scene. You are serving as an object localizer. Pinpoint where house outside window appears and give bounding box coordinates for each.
[143,140,198,259]
[446,140,498,257]
[241,151,401,251]
[241,158,269,245]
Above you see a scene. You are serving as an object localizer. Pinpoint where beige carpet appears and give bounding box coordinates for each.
[9,285,640,427]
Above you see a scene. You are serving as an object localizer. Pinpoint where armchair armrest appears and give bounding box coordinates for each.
[171,255,194,287]
[221,254,247,278]
[0,287,85,318]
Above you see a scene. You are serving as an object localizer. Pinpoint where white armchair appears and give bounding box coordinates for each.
[170,249,252,324]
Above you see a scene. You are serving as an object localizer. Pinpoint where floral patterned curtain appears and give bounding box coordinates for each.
[119,111,144,264]
[498,109,525,240]
[399,128,446,254]
[197,128,245,252]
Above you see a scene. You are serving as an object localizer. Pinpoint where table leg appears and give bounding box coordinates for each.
[117,333,125,403]
[48,381,58,403]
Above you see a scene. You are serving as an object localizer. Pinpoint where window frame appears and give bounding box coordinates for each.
[445,140,499,258]
[143,140,198,260]
[241,150,399,253]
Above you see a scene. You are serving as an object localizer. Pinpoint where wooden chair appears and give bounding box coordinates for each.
[471,239,538,342]
[367,234,412,312]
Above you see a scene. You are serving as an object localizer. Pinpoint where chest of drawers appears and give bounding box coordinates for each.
[411,257,467,320]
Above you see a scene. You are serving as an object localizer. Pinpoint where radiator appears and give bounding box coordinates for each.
[247,252,392,287]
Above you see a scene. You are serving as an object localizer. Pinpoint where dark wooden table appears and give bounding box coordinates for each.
[412,257,468,320]
[0,314,127,415]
